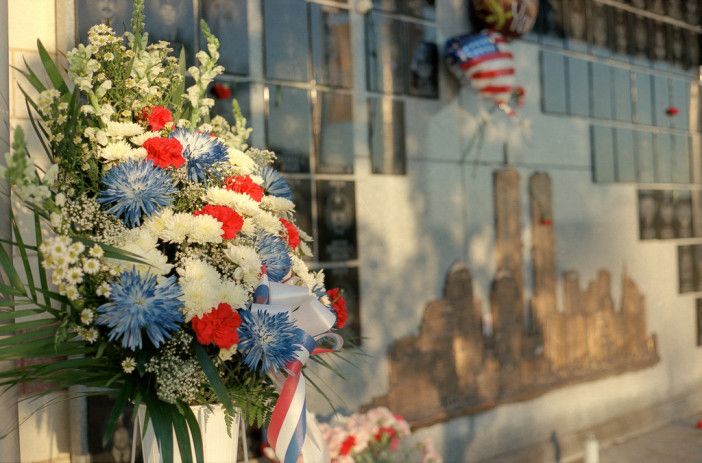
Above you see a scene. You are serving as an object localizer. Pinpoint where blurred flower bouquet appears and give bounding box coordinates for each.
[0,1,347,462]
[318,408,442,463]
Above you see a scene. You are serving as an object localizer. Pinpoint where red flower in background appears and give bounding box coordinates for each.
[194,205,244,240]
[279,218,300,249]
[191,303,242,349]
[143,137,185,168]
[224,175,265,202]
[144,106,173,131]
[212,83,233,100]
[326,288,348,329]
[666,106,680,117]
[374,426,400,450]
[339,435,356,456]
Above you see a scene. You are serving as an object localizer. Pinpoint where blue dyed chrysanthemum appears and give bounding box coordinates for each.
[237,309,304,373]
[256,234,292,282]
[96,269,184,351]
[171,128,228,182]
[260,166,293,201]
[97,159,176,227]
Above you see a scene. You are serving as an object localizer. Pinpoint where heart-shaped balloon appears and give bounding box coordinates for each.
[444,31,518,107]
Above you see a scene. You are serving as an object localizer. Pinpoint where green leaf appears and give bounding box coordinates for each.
[23,96,52,160]
[182,405,204,463]
[193,343,233,416]
[0,317,54,336]
[0,230,27,295]
[36,40,68,95]
[33,212,50,307]
[14,58,47,92]
[171,408,194,463]
[11,213,37,302]
[103,385,131,448]
[145,396,174,463]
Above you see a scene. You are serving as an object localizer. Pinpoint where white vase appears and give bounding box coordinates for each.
[133,404,246,463]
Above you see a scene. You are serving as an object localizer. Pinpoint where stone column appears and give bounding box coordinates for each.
[0,0,21,460]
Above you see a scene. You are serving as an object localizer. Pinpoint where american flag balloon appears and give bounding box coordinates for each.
[444,31,517,107]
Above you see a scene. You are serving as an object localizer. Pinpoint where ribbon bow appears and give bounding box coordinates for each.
[252,274,342,463]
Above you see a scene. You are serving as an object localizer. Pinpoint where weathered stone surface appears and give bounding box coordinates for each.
[370,170,659,428]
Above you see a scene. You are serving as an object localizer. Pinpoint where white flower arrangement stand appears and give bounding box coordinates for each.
[132,405,248,463]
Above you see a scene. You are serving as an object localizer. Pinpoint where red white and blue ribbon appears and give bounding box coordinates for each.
[252,274,341,463]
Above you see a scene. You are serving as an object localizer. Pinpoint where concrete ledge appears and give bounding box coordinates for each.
[479,385,702,463]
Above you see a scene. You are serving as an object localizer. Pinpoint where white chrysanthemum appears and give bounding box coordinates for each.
[99,141,136,162]
[128,147,148,161]
[291,255,318,291]
[227,148,256,174]
[189,214,224,244]
[218,280,248,309]
[218,346,237,362]
[130,131,162,146]
[178,259,223,321]
[299,241,313,257]
[144,208,173,237]
[260,195,295,213]
[240,217,257,236]
[205,187,260,216]
[254,210,283,235]
[164,212,195,243]
[298,228,313,242]
[118,228,172,276]
[107,121,144,138]
[224,244,261,286]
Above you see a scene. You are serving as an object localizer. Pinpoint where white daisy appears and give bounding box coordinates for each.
[121,357,137,374]
[80,308,94,325]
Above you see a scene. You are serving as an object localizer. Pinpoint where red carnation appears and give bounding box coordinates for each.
[191,303,242,349]
[212,83,233,100]
[339,435,356,456]
[194,204,244,240]
[374,426,398,442]
[327,288,348,329]
[224,175,264,202]
[143,137,185,168]
[144,106,173,131]
[279,218,300,249]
